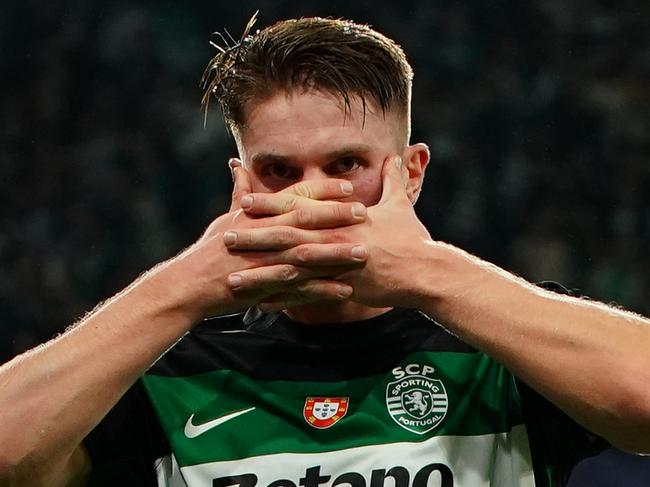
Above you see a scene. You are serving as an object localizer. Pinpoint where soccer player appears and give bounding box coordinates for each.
[1,17,650,487]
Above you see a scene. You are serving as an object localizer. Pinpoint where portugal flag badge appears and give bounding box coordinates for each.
[303,397,349,429]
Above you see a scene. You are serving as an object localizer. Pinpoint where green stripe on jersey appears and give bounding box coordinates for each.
[142,351,524,467]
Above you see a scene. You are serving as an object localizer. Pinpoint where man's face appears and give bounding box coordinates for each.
[237,90,407,206]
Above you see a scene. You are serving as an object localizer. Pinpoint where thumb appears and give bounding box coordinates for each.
[378,155,409,205]
[229,158,252,211]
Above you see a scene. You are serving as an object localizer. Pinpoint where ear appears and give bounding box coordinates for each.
[401,143,430,204]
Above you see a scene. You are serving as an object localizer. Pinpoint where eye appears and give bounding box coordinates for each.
[261,163,300,180]
[327,157,361,175]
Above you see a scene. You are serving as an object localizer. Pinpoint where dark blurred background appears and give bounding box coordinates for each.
[1,0,650,484]
[3,0,649,360]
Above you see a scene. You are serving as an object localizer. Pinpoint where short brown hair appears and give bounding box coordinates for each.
[201,16,413,134]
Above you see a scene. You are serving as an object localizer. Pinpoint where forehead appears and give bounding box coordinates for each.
[237,90,402,161]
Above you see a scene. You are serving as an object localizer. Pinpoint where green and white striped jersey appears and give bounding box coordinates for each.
[85,308,605,487]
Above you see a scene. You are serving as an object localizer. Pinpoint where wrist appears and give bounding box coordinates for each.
[408,241,483,317]
[136,255,211,330]
[410,241,536,337]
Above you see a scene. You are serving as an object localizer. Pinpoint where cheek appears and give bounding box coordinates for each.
[350,167,384,206]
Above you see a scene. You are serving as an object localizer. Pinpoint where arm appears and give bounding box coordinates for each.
[0,263,197,486]
[227,156,650,453]
[0,166,367,486]
[367,159,650,453]
[412,243,650,454]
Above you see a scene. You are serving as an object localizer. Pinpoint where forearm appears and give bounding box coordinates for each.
[413,242,650,453]
[0,260,196,479]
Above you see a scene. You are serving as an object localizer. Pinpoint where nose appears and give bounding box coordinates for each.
[300,167,331,182]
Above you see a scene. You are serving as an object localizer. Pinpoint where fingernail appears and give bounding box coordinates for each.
[227,274,242,288]
[394,156,403,169]
[241,195,253,209]
[351,245,367,260]
[352,204,366,218]
[340,181,353,194]
[228,158,242,169]
[223,231,237,246]
[337,285,353,298]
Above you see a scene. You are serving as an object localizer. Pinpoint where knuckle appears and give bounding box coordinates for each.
[335,245,348,258]
[329,230,344,243]
[242,230,255,247]
[273,227,295,246]
[329,180,344,196]
[252,195,266,211]
[333,204,347,221]
[280,265,299,282]
[289,182,307,198]
[295,246,311,263]
[300,184,315,199]
[248,271,261,285]
[281,197,294,214]
[296,208,313,227]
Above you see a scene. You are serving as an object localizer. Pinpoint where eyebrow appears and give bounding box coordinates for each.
[250,144,374,166]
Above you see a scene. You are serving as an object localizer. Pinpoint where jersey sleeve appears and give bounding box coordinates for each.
[515,377,609,486]
[83,379,169,486]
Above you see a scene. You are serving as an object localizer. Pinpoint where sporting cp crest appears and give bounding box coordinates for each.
[386,374,448,434]
[303,397,349,429]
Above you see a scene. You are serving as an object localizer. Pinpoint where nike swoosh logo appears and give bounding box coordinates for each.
[184,406,256,438]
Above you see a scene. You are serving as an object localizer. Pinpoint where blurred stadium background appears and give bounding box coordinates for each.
[2,1,649,484]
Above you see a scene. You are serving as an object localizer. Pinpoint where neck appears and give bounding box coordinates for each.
[283,301,393,325]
